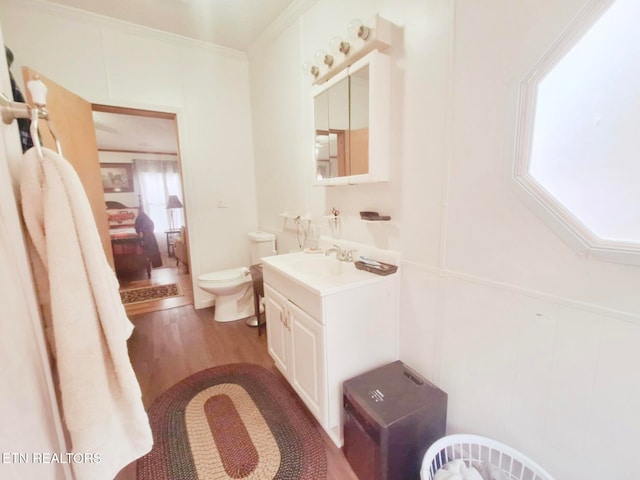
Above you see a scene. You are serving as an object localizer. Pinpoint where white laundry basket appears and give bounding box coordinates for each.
[420,434,554,480]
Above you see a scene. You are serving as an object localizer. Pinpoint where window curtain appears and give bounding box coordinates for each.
[133,159,184,235]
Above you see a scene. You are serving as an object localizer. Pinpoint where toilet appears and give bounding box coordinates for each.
[197,231,276,322]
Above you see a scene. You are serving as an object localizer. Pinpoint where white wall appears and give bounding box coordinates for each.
[0,0,259,308]
[248,14,316,254]
[249,0,640,478]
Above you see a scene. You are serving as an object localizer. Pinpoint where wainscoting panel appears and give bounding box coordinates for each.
[399,261,640,480]
[399,263,440,382]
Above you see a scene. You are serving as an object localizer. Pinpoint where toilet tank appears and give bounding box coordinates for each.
[248,231,276,264]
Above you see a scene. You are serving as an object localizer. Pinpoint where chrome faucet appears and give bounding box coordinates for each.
[325,245,341,258]
[325,244,355,262]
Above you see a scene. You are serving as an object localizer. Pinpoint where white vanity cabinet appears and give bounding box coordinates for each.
[264,283,326,421]
[262,257,399,447]
[264,285,290,376]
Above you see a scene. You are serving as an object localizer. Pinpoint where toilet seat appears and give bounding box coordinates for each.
[197,267,254,322]
[198,267,250,285]
[197,231,275,323]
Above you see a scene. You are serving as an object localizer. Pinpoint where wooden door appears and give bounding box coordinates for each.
[21,68,114,267]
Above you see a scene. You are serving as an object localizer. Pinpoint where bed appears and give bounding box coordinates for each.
[107,201,162,279]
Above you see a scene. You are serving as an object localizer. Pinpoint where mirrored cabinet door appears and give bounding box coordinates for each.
[312,50,389,186]
[314,89,330,179]
[349,65,370,176]
[327,75,349,178]
[314,73,348,182]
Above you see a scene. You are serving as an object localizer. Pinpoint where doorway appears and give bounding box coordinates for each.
[92,104,192,311]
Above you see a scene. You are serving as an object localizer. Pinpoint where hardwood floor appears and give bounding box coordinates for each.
[118,253,194,316]
[114,257,358,480]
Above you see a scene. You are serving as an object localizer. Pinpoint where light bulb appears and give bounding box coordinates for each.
[301,62,320,78]
[329,36,350,55]
[347,19,371,40]
[314,50,334,67]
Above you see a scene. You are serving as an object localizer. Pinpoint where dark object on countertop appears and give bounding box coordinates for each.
[360,211,391,221]
[354,260,398,275]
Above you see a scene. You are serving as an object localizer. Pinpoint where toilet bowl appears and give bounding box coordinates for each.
[197,267,254,322]
[197,231,276,323]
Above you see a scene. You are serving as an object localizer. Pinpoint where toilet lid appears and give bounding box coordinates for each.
[198,267,249,283]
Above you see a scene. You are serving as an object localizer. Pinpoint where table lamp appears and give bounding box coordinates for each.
[166,195,183,230]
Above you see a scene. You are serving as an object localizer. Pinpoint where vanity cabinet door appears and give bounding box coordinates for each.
[288,301,326,423]
[264,284,289,376]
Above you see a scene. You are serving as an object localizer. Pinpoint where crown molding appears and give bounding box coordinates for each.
[247,0,318,58]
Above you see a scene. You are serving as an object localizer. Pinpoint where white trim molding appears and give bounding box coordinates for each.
[401,260,640,325]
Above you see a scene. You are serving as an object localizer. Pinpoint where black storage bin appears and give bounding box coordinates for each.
[343,361,447,480]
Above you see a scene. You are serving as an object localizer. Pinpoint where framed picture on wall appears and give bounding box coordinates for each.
[100,163,134,193]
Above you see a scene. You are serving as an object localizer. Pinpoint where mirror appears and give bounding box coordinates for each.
[314,76,349,179]
[312,51,389,185]
[349,65,369,175]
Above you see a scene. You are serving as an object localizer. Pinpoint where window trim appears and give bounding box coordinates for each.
[512,0,640,266]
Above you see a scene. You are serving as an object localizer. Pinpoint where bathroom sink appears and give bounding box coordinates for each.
[290,254,354,277]
[261,251,382,295]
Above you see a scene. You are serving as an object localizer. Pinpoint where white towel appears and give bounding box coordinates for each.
[476,462,509,480]
[434,459,485,480]
[20,147,153,480]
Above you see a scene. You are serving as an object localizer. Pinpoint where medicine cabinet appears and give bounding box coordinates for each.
[312,50,390,186]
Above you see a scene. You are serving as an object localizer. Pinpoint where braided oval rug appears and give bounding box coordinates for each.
[137,363,327,480]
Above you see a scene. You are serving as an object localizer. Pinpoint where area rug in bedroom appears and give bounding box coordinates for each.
[137,363,327,480]
[119,283,182,305]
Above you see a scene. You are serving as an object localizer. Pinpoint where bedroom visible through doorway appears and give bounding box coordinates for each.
[92,104,192,311]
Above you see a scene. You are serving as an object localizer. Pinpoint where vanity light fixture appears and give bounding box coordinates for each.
[302,62,320,78]
[329,36,351,56]
[303,14,395,86]
[315,50,334,67]
[347,19,371,41]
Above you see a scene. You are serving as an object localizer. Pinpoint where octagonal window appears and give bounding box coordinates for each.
[515,0,640,264]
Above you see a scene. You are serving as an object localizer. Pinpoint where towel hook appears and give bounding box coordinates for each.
[0,91,29,124]
[0,75,62,158]
[27,76,62,158]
